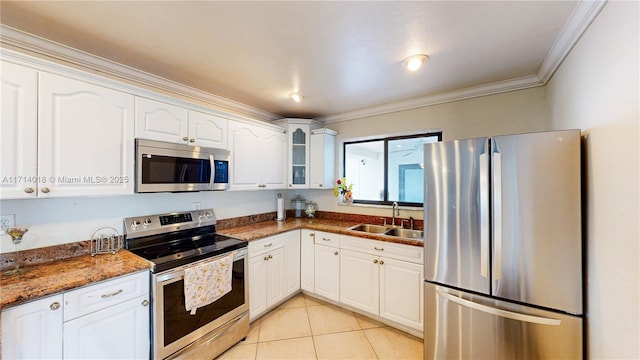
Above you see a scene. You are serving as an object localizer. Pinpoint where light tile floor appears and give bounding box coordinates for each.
[216,293,423,360]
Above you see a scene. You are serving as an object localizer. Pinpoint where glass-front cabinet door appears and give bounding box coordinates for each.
[287,123,310,188]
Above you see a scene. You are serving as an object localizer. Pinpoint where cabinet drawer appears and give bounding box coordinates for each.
[64,271,149,321]
[341,236,423,264]
[313,231,340,248]
[248,235,285,258]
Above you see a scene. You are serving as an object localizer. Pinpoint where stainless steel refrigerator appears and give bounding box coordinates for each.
[423,130,583,359]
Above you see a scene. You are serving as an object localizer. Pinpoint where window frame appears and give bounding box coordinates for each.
[342,131,442,207]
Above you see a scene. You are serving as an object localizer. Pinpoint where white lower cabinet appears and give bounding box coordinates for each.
[283,230,301,296]
[379,257,423,331]
[300,229,315,291]
[248,231,300,320]
[339,249,379,315]
[1,294,64,359]
[339,235,424,332]
[313,231,341,302]
[63,295,149,359]
[1,271,149,360]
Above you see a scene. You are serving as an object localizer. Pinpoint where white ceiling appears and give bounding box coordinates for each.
[1,1,597,122]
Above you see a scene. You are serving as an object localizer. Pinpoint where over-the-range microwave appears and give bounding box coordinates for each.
[135,139,230,193]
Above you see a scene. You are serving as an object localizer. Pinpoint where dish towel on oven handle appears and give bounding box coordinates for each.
[184,252,235,315]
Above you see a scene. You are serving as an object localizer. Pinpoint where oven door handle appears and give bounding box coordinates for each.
[156,249,246,284]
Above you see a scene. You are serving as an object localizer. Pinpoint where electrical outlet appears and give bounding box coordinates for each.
[1,214,15,232]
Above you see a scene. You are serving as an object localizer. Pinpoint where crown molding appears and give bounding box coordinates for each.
[0,25,281,122]
[318,75,542,124]
[537,0,608,84]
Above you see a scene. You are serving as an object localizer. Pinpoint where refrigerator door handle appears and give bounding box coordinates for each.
[492,151,503,280]
[436,289,561,326]
[479,152,490,279]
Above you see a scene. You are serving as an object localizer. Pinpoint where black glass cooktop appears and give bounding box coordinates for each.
[126,225,247,273]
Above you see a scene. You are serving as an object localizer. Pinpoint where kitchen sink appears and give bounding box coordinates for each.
[348,223,424,240]
[384,228,424,240]
[348,223,390,233]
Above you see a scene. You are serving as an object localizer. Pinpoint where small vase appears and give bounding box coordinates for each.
[339,192,353,205]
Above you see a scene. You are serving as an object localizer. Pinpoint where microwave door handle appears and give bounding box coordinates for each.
[209,154,215,190]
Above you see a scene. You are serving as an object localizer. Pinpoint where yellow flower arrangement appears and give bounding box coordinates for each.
[333,177,353,199]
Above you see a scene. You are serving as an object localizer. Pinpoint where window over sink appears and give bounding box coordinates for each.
[343,131,441,207]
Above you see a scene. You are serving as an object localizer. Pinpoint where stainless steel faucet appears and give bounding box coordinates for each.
[391,202,400,226]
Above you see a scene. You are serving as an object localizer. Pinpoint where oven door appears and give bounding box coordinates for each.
[152,248,248,359]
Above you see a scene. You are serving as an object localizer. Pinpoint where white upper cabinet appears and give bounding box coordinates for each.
[135,97,228,149]
[135,97,188,144]
[187,110,227,149]
[228,121,286,190]
[286,123,310,189]
[275,119,337,190]
[0,62,38,199]
[310,128,337,189]
[1,63,135,199]
[38,72,135,197]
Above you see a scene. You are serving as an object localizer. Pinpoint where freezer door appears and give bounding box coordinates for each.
[424,282,583,359]
[491,130,582,314]
[424,138,490,294]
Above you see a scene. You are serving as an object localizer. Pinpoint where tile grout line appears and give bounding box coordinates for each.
[305,297,320,360]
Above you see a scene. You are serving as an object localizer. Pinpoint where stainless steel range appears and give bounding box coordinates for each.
[124,209,249,360]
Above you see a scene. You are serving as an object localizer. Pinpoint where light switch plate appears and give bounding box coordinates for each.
[1,214,15,232]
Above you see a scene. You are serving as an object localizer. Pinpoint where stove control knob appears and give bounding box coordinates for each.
[131,220,141,229]
[198,212,205,220]
[206,211,213,218]
[143,218,152,226]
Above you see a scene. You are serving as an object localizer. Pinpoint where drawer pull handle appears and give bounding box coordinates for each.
[334,251,339,256]
[50,302,61,311]
[264,243,273,247]
[142,300,149,307]
[309,233,315,238]
[101,289,123,298]
[374,247,384,251]
[322,238,331,241]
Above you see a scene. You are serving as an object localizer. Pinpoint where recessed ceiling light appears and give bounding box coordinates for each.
[289,92,303,103]
[402,54,429,72]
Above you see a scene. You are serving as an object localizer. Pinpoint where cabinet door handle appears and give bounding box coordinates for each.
[334,251,339,256]
[380,260,384,265]
[101,289,123,298]
[264,243,273,247]
[183,136,188,141]
[374,247,384,251]
[264,256,269,261]
[141,300,149,307]
[309,233,315,238]
[41,187,51,193]
[268,254,273,259]
[24,187,35,194]
[189,138,195,143]
[373,259,378,264]
[50,302,61,310]
[318,184,323,187]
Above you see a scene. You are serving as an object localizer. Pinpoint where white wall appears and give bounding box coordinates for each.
[307,86,550,219]
[546,1,639,358]
[0,190,285,252]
